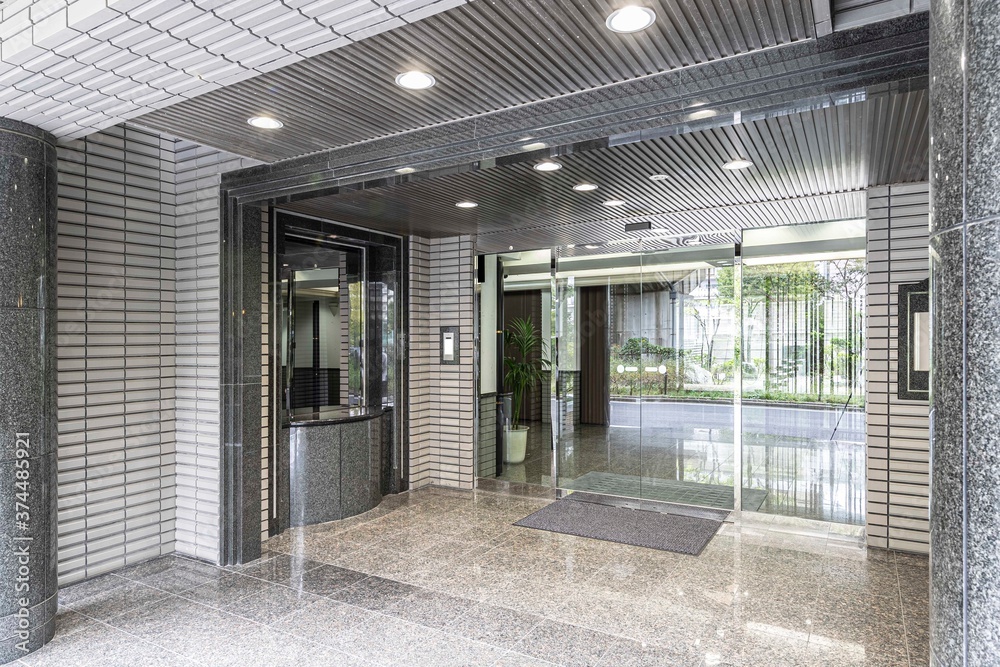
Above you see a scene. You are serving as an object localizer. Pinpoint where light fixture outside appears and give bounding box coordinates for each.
[533,161,562,172]
[723,158,754,170]
[522,141,547,151]
[395,167,416,174]
[455,201,478,208]
[573,183,599,191]
[688,109,718,120]
[648,174,669,181]
[603,199,627,206]
[606,6,656,33]
[395,71,436,90]
[248,116,282,129]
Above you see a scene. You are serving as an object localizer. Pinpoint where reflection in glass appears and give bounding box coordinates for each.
[552,243,737,511]
[282,243,365,421]
[740,221,867,524]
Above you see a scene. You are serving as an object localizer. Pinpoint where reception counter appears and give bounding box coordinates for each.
[281,407,392,528]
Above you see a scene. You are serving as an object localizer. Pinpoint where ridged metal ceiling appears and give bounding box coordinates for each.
[278,88,928,252]
[137,0,817,161]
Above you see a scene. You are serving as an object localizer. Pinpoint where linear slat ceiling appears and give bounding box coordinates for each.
[278,88,928,251]
[137,0,816,161]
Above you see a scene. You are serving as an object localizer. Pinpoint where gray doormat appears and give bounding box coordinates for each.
[514,498,723,556]
[562,471,767,512]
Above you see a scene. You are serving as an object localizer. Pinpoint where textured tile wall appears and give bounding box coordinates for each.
[55,124,177,585]
[408,236,476,488]
[430,236,475,487]
[478,393,497,478]
[407,236,432,488]
[173,139,259,563]
[866,182,930,553]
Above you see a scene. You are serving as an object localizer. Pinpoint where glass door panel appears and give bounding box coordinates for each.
[638,244,736,509]
[739,222,867,523]
[554,241,737,510]
[554,249,640,497]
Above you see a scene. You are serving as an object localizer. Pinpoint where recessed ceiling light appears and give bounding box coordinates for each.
[456,201,478,208]
[248,116,282,129]
[395,71,436,90]
[688,109,718,120]
[395,167,416,174]
[605,6,656,33]
[573,183,599,191]
[533,160,562,172]
[603,199,627,206]
[585,244,600,249]
[522,142,548,151]
[722,158,754,170]
[567,244,576,248]
[648,174,669,181]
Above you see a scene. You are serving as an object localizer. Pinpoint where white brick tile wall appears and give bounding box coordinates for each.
[56,123,177,584]
[865,183,930,554]
[172,139,259,563]
[408,235,476,489]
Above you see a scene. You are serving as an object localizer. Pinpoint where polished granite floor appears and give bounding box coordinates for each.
[499,402,865,524]
[23,487,926,666]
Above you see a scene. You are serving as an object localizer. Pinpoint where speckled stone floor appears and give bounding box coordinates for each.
[19,487,927,666]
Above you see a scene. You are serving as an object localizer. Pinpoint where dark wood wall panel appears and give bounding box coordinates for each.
[579,286,609,425]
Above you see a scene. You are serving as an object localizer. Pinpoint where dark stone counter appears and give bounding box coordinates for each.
[283,408,391,528]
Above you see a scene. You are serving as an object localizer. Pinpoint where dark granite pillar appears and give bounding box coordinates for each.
[929,2,1000,664]
[219,201,262,566]
[0,120,58,663]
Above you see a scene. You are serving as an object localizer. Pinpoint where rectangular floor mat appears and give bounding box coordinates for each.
[514,498,723,556]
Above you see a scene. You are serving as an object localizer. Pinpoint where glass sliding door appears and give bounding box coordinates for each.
[739,221,867,523]
[552,241,738,510]
[638,244,737,508]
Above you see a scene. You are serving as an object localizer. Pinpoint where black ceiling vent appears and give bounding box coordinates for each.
[624,221,652,232]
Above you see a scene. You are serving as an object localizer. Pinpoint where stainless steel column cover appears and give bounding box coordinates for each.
[0,118,58,664]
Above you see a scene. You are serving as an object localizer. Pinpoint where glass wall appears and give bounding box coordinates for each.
[740,221,867,523]
[551,242,738,510]
[476,220,867,523]
[281,241,366,420]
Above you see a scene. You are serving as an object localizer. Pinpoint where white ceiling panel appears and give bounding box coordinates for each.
[0,0,468,138]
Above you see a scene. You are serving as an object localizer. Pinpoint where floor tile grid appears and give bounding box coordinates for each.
[262,490,919,664]
[26,487,929,667]
[255,505,707,665]
[262,494,904,664]
[29,571,372,667]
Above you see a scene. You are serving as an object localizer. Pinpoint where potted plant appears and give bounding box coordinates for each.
[503,317,550,464]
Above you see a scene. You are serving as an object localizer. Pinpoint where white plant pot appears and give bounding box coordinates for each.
[504,426,529,464]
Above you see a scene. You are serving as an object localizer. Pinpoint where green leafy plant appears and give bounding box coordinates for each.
[503,317,550,430]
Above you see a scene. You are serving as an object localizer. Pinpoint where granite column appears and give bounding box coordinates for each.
[0,119,58,664]
[929,1,1000,664]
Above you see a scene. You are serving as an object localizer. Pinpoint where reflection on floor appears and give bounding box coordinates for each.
[497,401,866,524]
[39,488,926,667]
